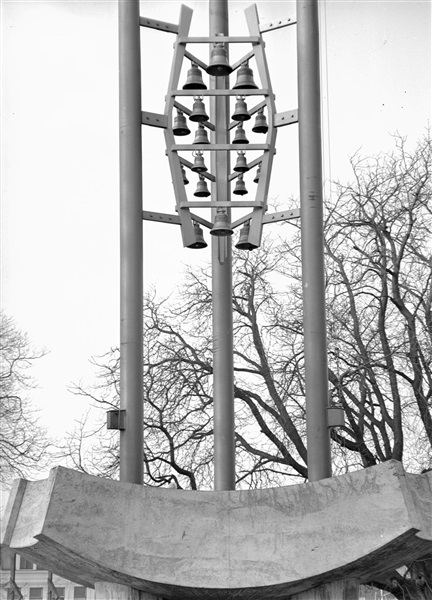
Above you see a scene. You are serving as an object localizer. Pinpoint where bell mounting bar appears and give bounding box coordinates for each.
[275,109,299,127]
[231,208,300,229]
[172,143,271,152]
[178,36,260,44]
[171,89,272,97]
[141,111,168,129]
[139,16,178,34]
[231,51,256,71]
[263,208,300,223]
[259,17,297,34]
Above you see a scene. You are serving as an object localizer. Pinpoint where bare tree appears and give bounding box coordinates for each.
[324,133,432,475]
[64,133,432,596]
[0,312,51,485]
[66,133,431,491]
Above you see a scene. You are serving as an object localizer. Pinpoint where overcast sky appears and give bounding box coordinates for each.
[1,0,430,447]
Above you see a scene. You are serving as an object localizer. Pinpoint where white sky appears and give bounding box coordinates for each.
[1,0,431,447]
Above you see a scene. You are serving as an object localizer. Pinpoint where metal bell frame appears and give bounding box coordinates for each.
[140,3,300,250]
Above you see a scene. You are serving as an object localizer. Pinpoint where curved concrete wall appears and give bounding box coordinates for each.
[1,461,431,599]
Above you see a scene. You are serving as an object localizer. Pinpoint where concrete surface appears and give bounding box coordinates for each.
[1,461,431,599]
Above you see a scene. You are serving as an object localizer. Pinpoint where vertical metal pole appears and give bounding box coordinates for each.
[118,0,144,484]
[297,0,332,482]
[209,0,236,491]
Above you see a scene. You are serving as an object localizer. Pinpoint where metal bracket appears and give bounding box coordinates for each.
[178,35,260,44]
[172,143,270,152]
[106,410,126,431]
[143,211,181,225]
[275,109,299,127]
[179,200,265,209]
[139,16,179,34]
[141,111,168,129]
[260,17,296,33]
[263,208,300,224]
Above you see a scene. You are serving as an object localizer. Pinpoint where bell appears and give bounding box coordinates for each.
[252,108,268,133]
[233,61,258,90]
[206,41,233,76]
[231,97,250,122]
[194,174,211,197]
[183,62,207,90]
[235,221,258,251]
[181,165,189,185]
[232,123,249,144]
[187,222,208,249]
[233,151,249,173]
[173,110,191,136]
[191,151,208,173]
[190,97,209,122]
[253,164,261,183]
[233,174,248,196]
[210,209,233,237]
[193,123,211,144]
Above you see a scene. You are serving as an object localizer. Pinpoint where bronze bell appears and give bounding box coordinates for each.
[210,209,233,237]
[190,97,209,122]
[191,151,208,173]
[231,97,250,122]
[206,41,232,76]
[187,222,208,249]
[233,151,249,173]
[193,123,211,144]
[173,110,191,136]
[181,165,189,185]
[236,221,258,251]
[252,107,268,133]
[233,174,248,196]
[194,174,211,197]
[253,164,261,183]
[233,61,258,90]
[183,62,207,90]
[232,123,249,144]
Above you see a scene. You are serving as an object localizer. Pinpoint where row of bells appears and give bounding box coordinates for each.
[174,119,266,143]
[188,150,254,174]
[184,55,258,89]
[173,100,268,136]
[181,160,262,196]
[189,219,257,251]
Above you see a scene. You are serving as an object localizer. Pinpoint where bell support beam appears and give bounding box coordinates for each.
[297,0,332,482]
[172,88,271,96]
[231,50,256,71]
[163,4,199,249]
[172,143,270,151]
[142,210,181,224]
[260,17,297,33]
[178,35,260,44]
[139,16,178,34]
[242,4,276,249]
[275,109,299,127]
[184,50,208,70]
[180,200,265,208]
[141,111,168,128]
